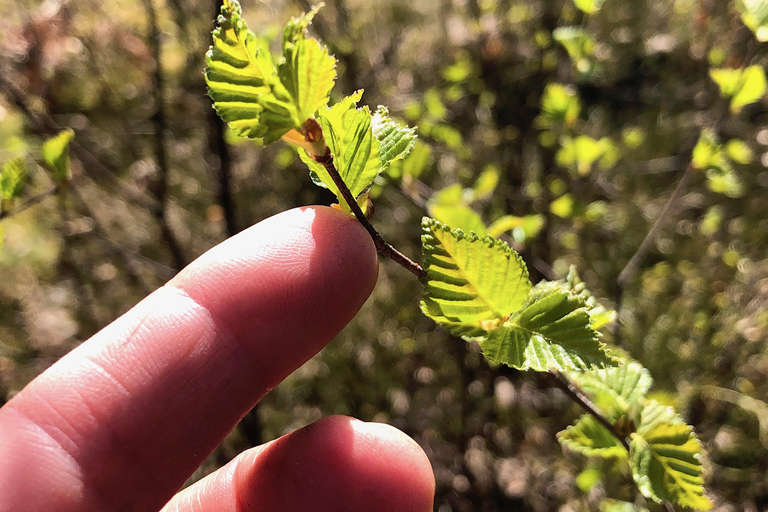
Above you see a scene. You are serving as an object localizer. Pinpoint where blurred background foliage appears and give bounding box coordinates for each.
[1,0,767,510]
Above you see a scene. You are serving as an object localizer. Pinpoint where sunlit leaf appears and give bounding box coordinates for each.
[487,214,545,241]
[372,106,417,169]
[736,0,768,42]
[599,500,648,512]
[571,360,652,421]
[556,135,614,175]
[206,0,336,143]
[553,26,595,74]
[466,165,500,203]
[538,83,581,129]
[402,141,432,180]
[710,66,767,113]
[0,157,26,201]
[573,0,607,14]
[563,267,616,330]
[41,129,75,184]
[420,217,531,327]
[630,401,712,510]
[558,414,627,458]
[725,138,754,164]
[478,285,618,371]
[550,193,574,218]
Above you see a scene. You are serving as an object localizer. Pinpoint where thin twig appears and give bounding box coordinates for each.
[617,164,695,288]
[0,186,57,220]
[548,368,631,452]
[142,0,187,271]
[313,150,427,278]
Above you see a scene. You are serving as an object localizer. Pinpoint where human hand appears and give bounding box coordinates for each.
[0,206,435,512]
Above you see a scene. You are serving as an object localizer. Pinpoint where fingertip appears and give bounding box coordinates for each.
[235,416,434,512]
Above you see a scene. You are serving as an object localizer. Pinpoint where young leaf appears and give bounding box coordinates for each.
[420,217,531,326]
[41,129,75,184]
[538,83,581,129]
[573,0,607,14]
[279,5,337,123]
[478,286,618,371]
[205,0,336,143]
[570,360,652,421]
[372,106,417,169]
[558,414,627,458]
[0,157,26,201]
[563,267,616,330]
[630,401,712,510]
[467,165,500,203]
[487,214,545,241]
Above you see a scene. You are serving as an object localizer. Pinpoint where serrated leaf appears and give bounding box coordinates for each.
[736,0,768,42]
[41,129,74,184]
[0,157,26,201]
[279,5,337,123]
[478,287,618,371]
[630,401,712,510]
[571,360,653,422]
[559,414,627,458]
[372,106,417,169]
[563,267,616,330]
[205,0,336,143]
[420,218,531,328]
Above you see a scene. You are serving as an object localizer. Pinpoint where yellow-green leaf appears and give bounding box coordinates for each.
[736,0,768,42]
[630,401,712,510]
[420,217,531,326]
[41,129,75,184]
[710,66,767,113]
[559,414,627,458]
[0,157,26,201]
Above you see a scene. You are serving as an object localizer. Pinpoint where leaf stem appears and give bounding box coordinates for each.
[548,368,631,452]
[313,150,427,279]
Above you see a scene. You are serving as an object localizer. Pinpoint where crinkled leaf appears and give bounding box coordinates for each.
[478,286,618,371]
[570,360,652,422]
[0,158,26,201]
[206,0,335,143]
[279,5,337,123]
[420,218,531,328]
[736,0,768,42]
[372,106,417,169]
[558,414,627,458]
[630,400,712,510]
[563,267,616,330]
[41,129,74,184]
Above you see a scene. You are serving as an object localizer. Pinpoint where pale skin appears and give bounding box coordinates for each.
[0,206,435,512]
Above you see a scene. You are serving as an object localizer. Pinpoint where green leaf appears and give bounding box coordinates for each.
[427,185,487,235]
[573,0,607,14]
[556,135,614,176]
[0,157,26,201]
[553,26,595,74]
[599,500,648,512]
[736,0,768,42]
[538,83,581,129]
[630,401,712,510]
[205,0,336,143]
[401,141,432,180]
[487,214,545,241]
[563,267,616,330]
[709,66,767,113]
[41,129,75,184]
[571,360,653,421]
[725,138,754,164]
[299,90,383,210]
[478,286,618,371]
[558,414,627,458]
[372,106,417,170]
[550,193,574,218]
[466,165,500,203]
[279,5,337,123]
[420,217,531,327]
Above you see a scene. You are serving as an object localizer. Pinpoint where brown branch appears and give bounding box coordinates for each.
[617,164,694,288]
[142,0,187,271]
[547,368,631,452]
[313,150,427,279]
[0,186,57,220]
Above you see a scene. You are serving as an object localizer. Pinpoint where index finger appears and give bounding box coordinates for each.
[0,206,378,512]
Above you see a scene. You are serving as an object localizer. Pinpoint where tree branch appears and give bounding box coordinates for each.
[547,368,631,452]
[313,150,427,279]
[142,0,187,271]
